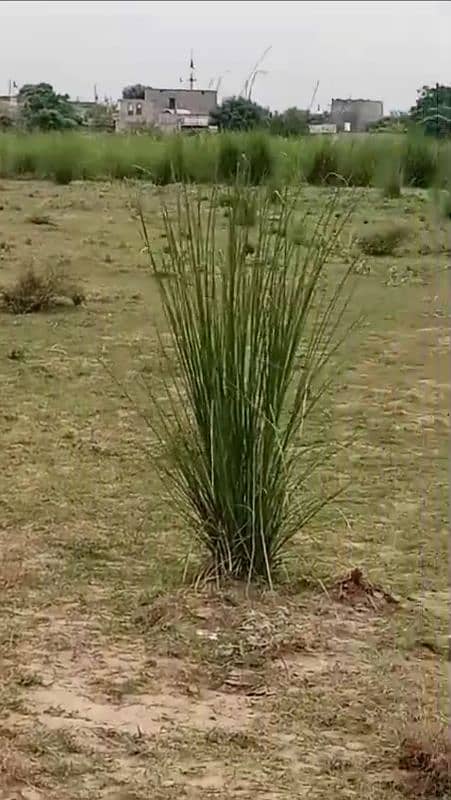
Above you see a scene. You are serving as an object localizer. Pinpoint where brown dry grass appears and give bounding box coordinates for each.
[0,180,449,799]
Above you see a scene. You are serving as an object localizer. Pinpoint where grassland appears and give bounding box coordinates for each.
[0,177,449,799]
[0,130,450,188]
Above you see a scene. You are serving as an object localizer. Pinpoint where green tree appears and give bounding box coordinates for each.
[210,96,270,131]
[269,107,309,136]
[410,84,451,137]
[122,84,146,99]
[19,83,81,131]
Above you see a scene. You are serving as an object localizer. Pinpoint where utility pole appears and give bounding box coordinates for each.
[189,51,196,91]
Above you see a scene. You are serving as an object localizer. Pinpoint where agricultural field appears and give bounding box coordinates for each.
[0,172,449,799]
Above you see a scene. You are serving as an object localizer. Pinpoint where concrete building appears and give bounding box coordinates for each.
[117,86,217,133]
[330,98,384,132]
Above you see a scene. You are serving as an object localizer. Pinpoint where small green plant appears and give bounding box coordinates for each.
[358,222,408,256]
[1,264,84,313]
[137,185,356,584]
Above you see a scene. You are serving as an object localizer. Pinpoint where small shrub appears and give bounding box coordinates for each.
[1,265,83,313]
[358,222,408,256]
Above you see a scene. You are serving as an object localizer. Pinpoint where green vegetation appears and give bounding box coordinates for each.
[410,84,451,138]
[18,83,82,131]
[139,187,354,582]
[0,130,449,187]
[0,178,447,799]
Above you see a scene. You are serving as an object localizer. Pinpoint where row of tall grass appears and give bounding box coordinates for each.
[0,130,449,188]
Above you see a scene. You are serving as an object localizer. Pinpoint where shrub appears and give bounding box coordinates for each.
[137,186,355,583]
[358,222,408,256]
[1,264,83,313]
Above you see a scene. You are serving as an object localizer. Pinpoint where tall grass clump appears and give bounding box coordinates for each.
[243,131,275,184]
[138,185,356,583]
[217,134,242,182]
[302,137,339,185]
[402,136,438,188]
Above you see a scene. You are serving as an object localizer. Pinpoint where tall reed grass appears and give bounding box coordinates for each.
[0,131,448,188]
[137,185,358,583]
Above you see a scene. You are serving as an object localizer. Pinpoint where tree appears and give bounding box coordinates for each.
[18,83,81,131]
[210,96,270,131]
[269,107,309,136]
[410,84,451,137]
[122,84,146,99]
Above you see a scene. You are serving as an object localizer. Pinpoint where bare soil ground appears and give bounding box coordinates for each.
[0,179,449,799]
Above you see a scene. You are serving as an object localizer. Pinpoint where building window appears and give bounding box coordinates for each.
[169,97,176,110]
[136,103,142,116]
[127,103,134,116]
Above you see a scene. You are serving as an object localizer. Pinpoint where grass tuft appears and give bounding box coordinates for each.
[358,222,408,256]
[1,264,84,313]
[137,184,356,584]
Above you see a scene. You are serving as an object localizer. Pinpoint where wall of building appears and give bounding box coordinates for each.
[145,87,217,116]
[330,99,383,132]
[117,88,217,132]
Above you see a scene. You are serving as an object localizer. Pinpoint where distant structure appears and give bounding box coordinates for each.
[117,86,217,133]
[330,98,384,132]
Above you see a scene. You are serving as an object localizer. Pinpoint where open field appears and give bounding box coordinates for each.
[0,178,449,799]
[0,131,450,188]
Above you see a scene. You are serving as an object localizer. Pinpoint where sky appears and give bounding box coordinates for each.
[0,1,449,113]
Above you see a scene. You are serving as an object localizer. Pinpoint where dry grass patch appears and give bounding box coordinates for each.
[1,264,84,313]
[399,726,451,797]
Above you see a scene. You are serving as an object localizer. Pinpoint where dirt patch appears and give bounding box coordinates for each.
[26,677,254,736]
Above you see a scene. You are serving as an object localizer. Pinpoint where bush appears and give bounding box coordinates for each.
[358,222,408,256]
[1,265,83,313]
[138,186,355,583]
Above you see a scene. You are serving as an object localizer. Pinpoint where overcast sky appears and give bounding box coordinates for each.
[0,1,449,112]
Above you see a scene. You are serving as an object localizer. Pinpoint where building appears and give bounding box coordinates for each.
[0,94,19,123]
[330,98,384,132]
[117,86,217,133]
